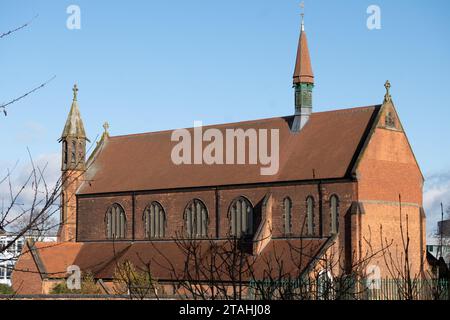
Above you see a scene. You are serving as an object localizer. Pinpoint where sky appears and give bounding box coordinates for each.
[1,0,450,234]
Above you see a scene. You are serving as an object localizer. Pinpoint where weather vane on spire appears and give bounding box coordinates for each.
[73,84,79,101]
[300,1,305,31]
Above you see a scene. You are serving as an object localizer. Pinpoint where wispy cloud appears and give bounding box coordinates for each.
[0,153,60,228]
[424,171,450,238]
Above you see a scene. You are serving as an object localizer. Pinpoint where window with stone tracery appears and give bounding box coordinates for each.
[144,202,166,239]
[184,199,208,238]
[106,203,126,239]
[229,197,253,237]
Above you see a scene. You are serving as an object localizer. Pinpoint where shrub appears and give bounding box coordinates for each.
[50,272,102,295]
[0,284,14,295]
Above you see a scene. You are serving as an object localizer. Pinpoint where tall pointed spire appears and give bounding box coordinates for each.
[60,84,88,141]
[292,2,315,132]
[293,3,314,85]
[59,84,89,172]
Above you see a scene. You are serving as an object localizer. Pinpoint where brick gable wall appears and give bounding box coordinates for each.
[354,102,426,278]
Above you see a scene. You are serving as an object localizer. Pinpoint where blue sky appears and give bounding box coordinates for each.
[1,0,450,232]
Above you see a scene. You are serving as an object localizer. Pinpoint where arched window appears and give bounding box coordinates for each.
[78,142,83,163]
[63,141,68,165]
[307,196,315,236]
[229,197,253,237]
[184,199,208,238]
[106,204,126,239]
[71,140,76,164]
[330,195,339,234]
[143,202,166,239]
[283,197,292,236]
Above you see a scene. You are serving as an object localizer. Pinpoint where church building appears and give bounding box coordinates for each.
[12,14,427,297]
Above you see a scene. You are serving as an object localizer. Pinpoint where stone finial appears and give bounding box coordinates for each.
[103,122,110,136]
[384,80,392,102]
[73,84,79,101]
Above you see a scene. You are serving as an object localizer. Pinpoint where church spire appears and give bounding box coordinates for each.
[59,84,89,171]
[292,2,314,132]
[293,3,314,86]
[60,84,88,142]
[58,84,89,242]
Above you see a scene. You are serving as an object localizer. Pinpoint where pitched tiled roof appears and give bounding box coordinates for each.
[31,242,83,278]
[28,239,330,282]
[78,106,380,195]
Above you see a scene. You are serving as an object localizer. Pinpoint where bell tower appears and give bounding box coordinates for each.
[57,84,89,242]
[291,4,315,132]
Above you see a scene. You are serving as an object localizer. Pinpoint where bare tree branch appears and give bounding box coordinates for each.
[0,15,38,39]
[1,76,56,116]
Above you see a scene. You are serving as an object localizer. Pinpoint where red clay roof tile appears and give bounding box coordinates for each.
[31,239,329,281]
[78,106,380,195]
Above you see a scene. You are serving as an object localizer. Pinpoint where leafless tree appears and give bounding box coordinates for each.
[112,260,160,300]
[145,234,258,300]
[1,151,62,253]
[116,223,388,301]
[378,194,449,300]
[0,138,99,296]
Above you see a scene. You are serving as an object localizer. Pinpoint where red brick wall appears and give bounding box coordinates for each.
[77,195,133,241]
[355,103,425,277]
[77,182,356,242]
[59,170,85,242]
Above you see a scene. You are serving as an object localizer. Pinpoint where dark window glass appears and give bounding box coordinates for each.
[63,141,68,165]
[144,202,166,239]
[184,199,208,238]
[106,204,126,239]
[229,197,254,237]
[283,197,292,235]
[71,141,76,164]
[330,195,339,234]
